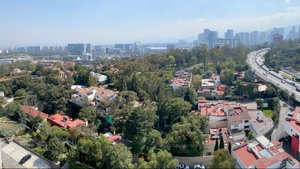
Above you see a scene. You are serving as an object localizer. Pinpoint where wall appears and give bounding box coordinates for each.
[233,133,246,141]
[274,131,289,141]
[173,156,213,168]
[284,121,300,153]
[209,116,227,122]
[209,121,228,128]
[230,123,244,131]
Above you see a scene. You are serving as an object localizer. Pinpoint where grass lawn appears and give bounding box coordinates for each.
[262,109,273,118]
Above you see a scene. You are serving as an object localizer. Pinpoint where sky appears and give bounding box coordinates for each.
[0,0,300,47]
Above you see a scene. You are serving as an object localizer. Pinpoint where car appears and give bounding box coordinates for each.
[290,82,295,86]
[175,163,190,169]
[296,87,300,92]
[19,154,31,164]
[285,136,291,142]
[194,164,205,169]
[281,80,285,84]
[283,76,287,79]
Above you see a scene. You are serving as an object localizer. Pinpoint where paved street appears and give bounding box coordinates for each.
[271,100,290,141]
[246,49,300,101]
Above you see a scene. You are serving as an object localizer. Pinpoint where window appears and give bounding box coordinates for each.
[245,120,249,123]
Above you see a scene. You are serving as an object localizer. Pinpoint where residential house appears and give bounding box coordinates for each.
[65,62,75,67]
[90,72,108,83]
[104,132,130,146]
[284,107,300,154]
[10,69,22,76]
[71,86,118,108]
[232,135,299,169]
[47,114,87,129]
[197,80,227,100]
[170,71,192,92]
[21,105,49,122]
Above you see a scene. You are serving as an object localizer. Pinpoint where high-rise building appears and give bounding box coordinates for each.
[68,43,91,55]
[208,31,218,49]
[55,46,59,51]
[115,44,124,49]
[204,29,211,43]
[234,33,240,40]
[225,29,234,39]
[299,26,300,38]
[270,28,284,43]
[232,39,240,48]
[277,28,284,37]
[193,40,198,46]
[287,26,298,40]
[27,46,42,52]
[43,46,49,51]
[16,47,26,53]
[259,32,269,44]
[94,46,104,55]
[225,39,233,48]
[167,44,175,50]
[50,46,55,51]
[273,34,283,44]
[125,44,133,50]
[134,42,141,54]
[239,32,249,46]
[198,33,205,44]
[59,46,64,51]
[178,40,186,45]
[249,31,259,46]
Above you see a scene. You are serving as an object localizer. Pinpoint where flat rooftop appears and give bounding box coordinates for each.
[248,110,273,131]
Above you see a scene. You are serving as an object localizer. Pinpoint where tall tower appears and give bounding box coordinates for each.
[299,26,300,38]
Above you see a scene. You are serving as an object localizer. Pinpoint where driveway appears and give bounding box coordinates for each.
[271,100,290,141]
[279,138,300,162]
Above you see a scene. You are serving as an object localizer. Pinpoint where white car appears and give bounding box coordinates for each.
[175,163,190,169]
[281,80,285,84]
[194,164,205,169]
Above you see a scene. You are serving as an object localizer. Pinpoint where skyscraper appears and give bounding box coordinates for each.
[249,31,259,46]
[204,29,211,43]
[239,32,249,46]
[234,33,240,39]
[27,46,42,52]
[167,44,175,50]
[208,31,218,49]
[115,44,124,49]
[125,44,133,50]
[273,34,283,44]
[68,43,91,55]
[259,32,269,44]
[287,26,298,40]
[225,29,234,39]
[198,33,205,44]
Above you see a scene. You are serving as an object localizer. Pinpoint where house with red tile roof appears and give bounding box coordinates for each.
[65,62,75,67]
[21,105,48,122]
[104,132,131,146]
[170,71,192,93]
[284,107,300,154]
[232,135,299,169]
[47,114,87,129]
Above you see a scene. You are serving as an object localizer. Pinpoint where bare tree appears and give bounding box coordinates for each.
[21,95,48,112]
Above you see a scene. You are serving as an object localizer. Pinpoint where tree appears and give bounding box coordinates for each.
[28,115,43,131]
[208,149,237,169]
[192,74,201,90]
[116,91,139,108]
[5,102,26,122]
[247,131,254,140]
[87,74,97,87]
[78,107,102,129]
[14,88,27,97]
[109,144,134,169]
[159,98,191,132]
[184,87,197,108]
[216,66,222,75]
[49,126,69,140]
[167,56,175,67]
[166,114,207,156]
[131,129,163,154]
[219,136,224,149]
[45,136,65,162]
[138,150,179,169]
[214,137,219,151]
[77,136,111,168]
[264,86,277,98]
[67,147,79,168]
[228,142,232,154]
[203,71,213,79]
[255,99,263,110]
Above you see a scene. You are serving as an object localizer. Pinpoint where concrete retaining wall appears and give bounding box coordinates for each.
[173,156,213,167]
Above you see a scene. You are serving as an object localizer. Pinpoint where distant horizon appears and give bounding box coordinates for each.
[0,0,300,48]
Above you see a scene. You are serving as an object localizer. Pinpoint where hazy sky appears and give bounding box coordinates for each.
[0,0,300,47]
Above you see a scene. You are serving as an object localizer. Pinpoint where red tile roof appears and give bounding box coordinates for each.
[47,114,86,128]
[106,133,129,145]
[201,107,226,117]
[286,107,300,133]
[21,105,48,119]
[233,144,264,168]
[253,152,296,168]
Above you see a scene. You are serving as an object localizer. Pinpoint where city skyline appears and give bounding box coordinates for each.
[0,0,300,47]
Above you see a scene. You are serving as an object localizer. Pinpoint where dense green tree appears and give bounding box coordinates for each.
[28,115,43,131]
[247,131,254,140]
[14,88,27,97]
[5,102,26,122]
[109,144,134,169]
[166,114,207,156]
[45,74,63,86]
[209,149,237,169]
[264,86,277,98]
[214,137,219,152]
[219,136,224,149]
[37,122,51,147]
[67,147,79,168]
[255,99,263,110]
[192,74,201,89]
[49,126,69,140]
[228,142,232,154]
[77,136,111,168]
[184,88,197,109]
[158,98,191,132]
[116,91,139,108]
[131,129,164,154]
[45,136,65,162]
[138,150,179,169]
[78,107,102,129]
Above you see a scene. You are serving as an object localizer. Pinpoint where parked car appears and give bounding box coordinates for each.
[281,80,285,84]
[285,136,291,142]
[283,76,287,79]
[194,164,205,169]
[175,163,190,169]
[19,154,31,164]
[296,87,300,92]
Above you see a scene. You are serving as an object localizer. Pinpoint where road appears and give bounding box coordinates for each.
[271,101,290,141]
[246,48,300,101]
